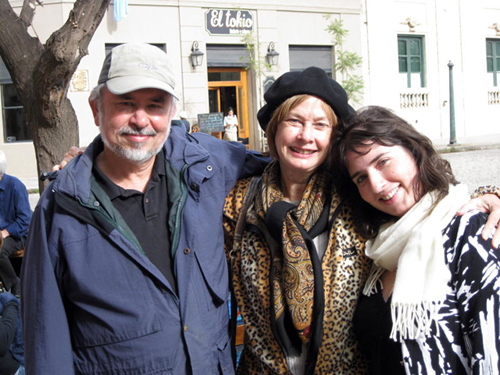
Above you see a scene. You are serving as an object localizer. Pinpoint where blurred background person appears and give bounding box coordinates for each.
[190,124,201,133]
[223,107,239,141]
[0,289,24,375]
[171,110,191,133]
[0,151,31,297]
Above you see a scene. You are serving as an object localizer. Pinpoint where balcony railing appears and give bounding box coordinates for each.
[488,90,500,105]
[400,92,429,108]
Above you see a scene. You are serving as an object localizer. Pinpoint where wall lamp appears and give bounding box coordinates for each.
[190,41,204,68]
[266,42,279,66]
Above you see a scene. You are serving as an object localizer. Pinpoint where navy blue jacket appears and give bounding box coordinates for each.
[0,174,31,240]
[21,125,267,375]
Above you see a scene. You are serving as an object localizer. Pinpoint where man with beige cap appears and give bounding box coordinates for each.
[21,43,266,375]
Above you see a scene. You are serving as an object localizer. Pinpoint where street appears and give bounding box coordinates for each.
[441,148,500,194]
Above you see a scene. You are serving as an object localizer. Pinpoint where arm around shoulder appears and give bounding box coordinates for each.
[458,185,500,249]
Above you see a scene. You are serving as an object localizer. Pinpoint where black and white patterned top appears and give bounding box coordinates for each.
[355,211,500,375]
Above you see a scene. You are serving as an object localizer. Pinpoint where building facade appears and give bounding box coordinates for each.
[362,0,500,142]
[1,0,499,184]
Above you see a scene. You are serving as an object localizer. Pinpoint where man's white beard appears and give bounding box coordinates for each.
[100,125,169,164]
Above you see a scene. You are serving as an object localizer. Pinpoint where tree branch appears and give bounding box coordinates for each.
[35,0,110,121]
[0,0,42,93]
[20,0,43,28]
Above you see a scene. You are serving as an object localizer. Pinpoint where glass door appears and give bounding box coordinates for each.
[207,68,249,143]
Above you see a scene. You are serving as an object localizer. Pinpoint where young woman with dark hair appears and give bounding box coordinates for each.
[334,105,500,374]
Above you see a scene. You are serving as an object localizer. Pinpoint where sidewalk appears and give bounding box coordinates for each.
[20,178,39,211]
[433,133,500,152]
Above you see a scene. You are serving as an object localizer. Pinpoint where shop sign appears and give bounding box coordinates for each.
[206,9,253,35]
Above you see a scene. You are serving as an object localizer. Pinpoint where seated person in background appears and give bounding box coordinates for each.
[334,105,500,374]
[0,237,24,375]
[0,151,31,297]
[190,124,201,133]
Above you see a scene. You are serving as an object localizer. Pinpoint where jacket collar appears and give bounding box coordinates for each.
[164,126,210,168]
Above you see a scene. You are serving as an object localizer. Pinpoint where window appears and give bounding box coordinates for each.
[2,84,30,142]
[289,46,333,76]
[0,58,30,142]
[486,39,500,86]
[398,36,425,88]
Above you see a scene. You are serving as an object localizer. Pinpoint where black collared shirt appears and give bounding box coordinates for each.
[93,151,177,294]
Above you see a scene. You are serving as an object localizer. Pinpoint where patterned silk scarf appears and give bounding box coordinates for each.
[254,161,329,347]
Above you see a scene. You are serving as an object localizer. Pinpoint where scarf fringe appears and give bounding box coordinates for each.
[362,265,386,296]
[390,301,442,341]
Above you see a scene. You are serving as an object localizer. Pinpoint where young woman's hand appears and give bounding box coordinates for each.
[457,194,500,249]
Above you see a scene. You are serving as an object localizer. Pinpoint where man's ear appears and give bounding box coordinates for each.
[89,98,100,127]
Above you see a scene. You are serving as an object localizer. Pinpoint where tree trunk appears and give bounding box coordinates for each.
[0,0,110,192]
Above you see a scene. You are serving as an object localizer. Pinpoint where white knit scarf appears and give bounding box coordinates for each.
[363,184,470,341]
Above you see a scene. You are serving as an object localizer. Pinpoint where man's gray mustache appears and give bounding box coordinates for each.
[119,128,158,136]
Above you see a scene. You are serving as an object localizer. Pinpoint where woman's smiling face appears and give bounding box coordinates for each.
[347,143,420,217]
[274,96,333,181]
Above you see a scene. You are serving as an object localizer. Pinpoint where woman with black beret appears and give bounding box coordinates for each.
[334,106,500,374]
[223,67,371,374]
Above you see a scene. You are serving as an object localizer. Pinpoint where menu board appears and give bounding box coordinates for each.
[198,112,224,133]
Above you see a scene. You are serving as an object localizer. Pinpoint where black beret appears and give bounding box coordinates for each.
[257,66,355,130]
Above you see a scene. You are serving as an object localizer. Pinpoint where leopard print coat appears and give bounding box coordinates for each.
[223,177,372,375]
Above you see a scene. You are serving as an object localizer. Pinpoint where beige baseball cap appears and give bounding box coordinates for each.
[98,43,178,99]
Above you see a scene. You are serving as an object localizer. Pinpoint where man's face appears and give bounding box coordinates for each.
[91,87,174,164]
